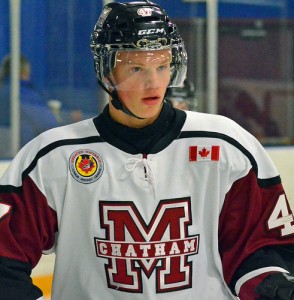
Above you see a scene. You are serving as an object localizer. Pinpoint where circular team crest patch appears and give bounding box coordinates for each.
[69,149,104,184]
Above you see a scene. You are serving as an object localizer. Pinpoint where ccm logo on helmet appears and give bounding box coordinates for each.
[138,28,166,35]
[137,8,153,16]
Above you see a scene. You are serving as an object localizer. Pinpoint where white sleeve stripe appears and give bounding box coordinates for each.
[235,266,289,295]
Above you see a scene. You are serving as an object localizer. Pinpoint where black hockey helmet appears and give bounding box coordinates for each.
[90,1,187,90]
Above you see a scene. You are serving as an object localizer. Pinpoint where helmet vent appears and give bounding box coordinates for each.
[134,16,161,23]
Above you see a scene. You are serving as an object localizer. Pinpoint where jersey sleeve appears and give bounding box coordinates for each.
[219,165,294,299]
[0,143,58,299]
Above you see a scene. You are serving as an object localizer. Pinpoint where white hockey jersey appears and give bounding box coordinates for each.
[0,109,292,300]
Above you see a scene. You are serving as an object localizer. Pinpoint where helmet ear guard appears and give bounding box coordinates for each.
[92,46,116,83]
[169,43,187,87]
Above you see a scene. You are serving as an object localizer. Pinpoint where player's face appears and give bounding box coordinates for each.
[109,49,171,127]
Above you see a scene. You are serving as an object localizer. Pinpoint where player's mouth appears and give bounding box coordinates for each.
[142,96,161,105]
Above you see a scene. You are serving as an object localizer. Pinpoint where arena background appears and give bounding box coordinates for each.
[1,0,294,299]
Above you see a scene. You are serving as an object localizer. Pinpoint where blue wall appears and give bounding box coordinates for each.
[0,0,9,63]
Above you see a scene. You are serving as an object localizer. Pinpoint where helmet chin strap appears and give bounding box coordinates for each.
[98,80,146,120]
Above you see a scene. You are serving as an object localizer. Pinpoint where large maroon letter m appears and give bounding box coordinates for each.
[95,198,199,293]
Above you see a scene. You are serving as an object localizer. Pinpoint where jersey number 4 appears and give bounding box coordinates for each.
[268,194,294,236]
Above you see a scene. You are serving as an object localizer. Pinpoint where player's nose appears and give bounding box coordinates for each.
[144,69,160,89]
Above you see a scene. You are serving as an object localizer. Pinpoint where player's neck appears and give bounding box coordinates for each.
[108,102,162,129]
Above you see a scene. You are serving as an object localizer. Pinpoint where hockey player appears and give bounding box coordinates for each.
[1,1,294,299]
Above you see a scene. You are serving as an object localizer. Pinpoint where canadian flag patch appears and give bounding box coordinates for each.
[189,145,220,162]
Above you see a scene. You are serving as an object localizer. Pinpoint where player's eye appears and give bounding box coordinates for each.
[129,66,142,74]
[157,64,169,71]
